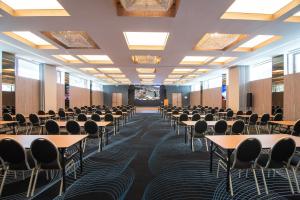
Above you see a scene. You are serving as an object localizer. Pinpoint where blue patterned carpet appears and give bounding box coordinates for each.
[1,113,300,200]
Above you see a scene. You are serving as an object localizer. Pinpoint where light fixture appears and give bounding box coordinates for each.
[53,55,82,63]
[136,68,156,73]
[94,74,107,78]
[285,11,300,22]
[164,78,179,82]
[0,0,69,16]
[138,74,156,78]
[210,57,237,65]
[234,35,281,52]
[123,32,169,50]
[195,69,209,74]
[140,79,154,82]
[221,0,298,21]
[77,55,113,64]
[180,56,214,65]
[132,55,161,64]
[97,68,122,73]
[3,31,57,49]
[108,74,126,78]
[172,68,195,74]
[168,74,182,78]
[186,74,198,78]
[194,33,247,51]
[79,68,98,73]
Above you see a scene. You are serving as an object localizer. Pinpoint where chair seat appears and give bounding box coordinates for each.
[40,155,73,170]
[257,154,285,168]
[290,155,300,167]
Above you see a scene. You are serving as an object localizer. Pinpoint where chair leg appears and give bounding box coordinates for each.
[229,172,234,196]
[59,172,63,196]
[252,168,261,195]
[217,160,221,178]
[205,138,209,152]
[31,168,40,197]
[26,169,35,197]
[261,168,269,194]
[191,137,194,152]
[0,168,8,196]
[285,168,295,194]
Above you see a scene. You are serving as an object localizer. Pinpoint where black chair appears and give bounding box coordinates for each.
[29,114,41,134]
[45,120,60,135]
[226,110,234,120]
[204,113,214,121]
[231,120,245,135]
[91,114,101,122]
[3,113,15,134]
[58,110,66,120]
[48,110,58,120]
[246,110,253,115]
[16,113,31,134]
[95,110,102,115]
[236,110,244,119]
[37,110,45,115]
[104,113,115,135]
[192,120,208,152]
[66,120,81,135]
[177,113,188,136]
[77,113,87,122]
[292,119,300,136]
[214,120,228,135]
[246,114,259,134]
[84,120,103,152]
[0,138,35,197]
[217,138,262,196]
[105,110,112,114]
[269,113,283,133]
[75,108,81,115]
[258,137,296,194]
[30,138,76,196]
[192,110,198,115]
[192,113,201,121]
[258,113,270,134]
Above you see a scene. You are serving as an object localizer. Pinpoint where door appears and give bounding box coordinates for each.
[172,93,182,107]
[112,93,122,107]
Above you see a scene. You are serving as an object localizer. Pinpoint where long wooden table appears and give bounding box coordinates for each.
[0,134,87,193]
[268,120,296,134]
[205,134,300,193]
[0,120,18,134]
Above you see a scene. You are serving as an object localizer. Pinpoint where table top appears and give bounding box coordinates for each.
[12,114,54,118]
[269,120,296,126]
[206,134,300,150]
[182,120,235,126]
[0,134,87,148]
[237,114,275,118]
[0,120,18,125]
[55,121,112,127]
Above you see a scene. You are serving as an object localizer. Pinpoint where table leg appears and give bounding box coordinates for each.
[210,141,213,172]
[79,141,83,173]
[185,125,187,144]
[190,126,194,151]
[226,149,233,192]
[12,123,16,134]
[60,148,66,192]
[117,118,120,133]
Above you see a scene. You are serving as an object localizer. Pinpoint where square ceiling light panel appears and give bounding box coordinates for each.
[210,57,237,65]
[94,74,107,78]
[285,11,300,22]
[77,55,113,64]
[3,31,57,49]
[53,55,82,63]
[195,69,209,74]
[124,32,169,50]
[194,33,247,51]
[108,74,126,78]
[136,68,156,73]
[115,0,179,17]
[168,74,182,78]
[132,55,161,64]
[234,35,281,52]
[180,56,214,65]
[0,0,69,16]
[79,68,98,74]
[41,31,99,49]
[221,0,298,21]
[97,68,122,74]
[172,68,195,74]
[138,74,156,78]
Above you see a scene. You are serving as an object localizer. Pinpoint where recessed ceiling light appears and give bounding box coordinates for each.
[108,74,126,78]
[94,74,107,78]
[210,57,237,65]
[168,74,182,78]
[186,74,198,78]
[3,31,57,49]
[79,68,98,73]
[114,78,130,82]
[97,68,122,73]
[180,56,214,65]
[53,55,82,63]
[123,32,169,50]
[234,35,281,52]
[77,55,113,64]
[132,55,161,64]
[194,33,247,51]
[285,11,300,22]
[221,0,298,21]
[0,0,69,16]
[140,79,154,82]
[165,78,179,82]
[138,74,156,78]
[136,68,156,73]
[172,68,195,74]
[195,69,209,74]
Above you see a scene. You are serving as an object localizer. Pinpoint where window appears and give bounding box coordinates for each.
[249,61,272,81]
[191,82,200,91]
[295,53,300,73]
[2,83,15,92]
[69,75,88,88]
[17,58,40,80]
[56,70,65,84]
[92,82,103,91]
[202,77,222,89]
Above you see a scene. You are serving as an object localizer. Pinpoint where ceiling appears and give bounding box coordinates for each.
[0,0,300,85]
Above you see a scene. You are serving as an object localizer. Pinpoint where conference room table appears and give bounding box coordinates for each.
[11,114,54,119]
[0,120,18,134]
[205,134,300,194]
[268,120,296,133]
[0,134,87,193]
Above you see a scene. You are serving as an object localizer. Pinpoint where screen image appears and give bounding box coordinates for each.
[135,85,160,100]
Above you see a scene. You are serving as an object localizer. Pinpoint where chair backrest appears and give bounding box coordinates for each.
[91,114,101,122]
[104,113,114,122]
[48,110,56,116]
[269,137,296,165]
[0,138,28,167]
[211,109,216,114]
[219,108,225,112]
[204,113,214,121]
[45,120,60,134]
[233,138,262,166]
[77,113,87,122]
[246,110,252,115]
[292,119,300,136]
[231,120,245,134]
[179,113,189,122]
[116,110,122,115]
[67,108,74,112]
[29,113,40,125]
[172,110,179,115]
[260,113,270,124]
[30,138,60,167]
[3,113,13,121]
[227,110,234,118]
[273,113,283,121]
[214,120,228,134]
[75,108,81,115]
[192,113,201,121]
[249,114,258,125]
[66,120,81,135]
[95,110,102,115]
[275,108,283,114]
[84,120,98,135]
[105,110,112,114]
[58,110,66,118]
[122,108,127,112]
[194,120,207,134]
[192,110,198,115]
[236,110,244,116]
[183,110,189,115]
[16,113,26,124]
[37,110,45,115]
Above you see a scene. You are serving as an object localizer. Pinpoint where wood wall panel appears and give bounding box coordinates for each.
[69,86,90,108]
[249,78,272,114]
[228,67,240,112]
[16,76,40,115]
[202,87,222,108]
[190,91,200,106]
[57,84,65,110]
[92,91,104,106]
[284,73,300,120]
[2,92,15,106]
